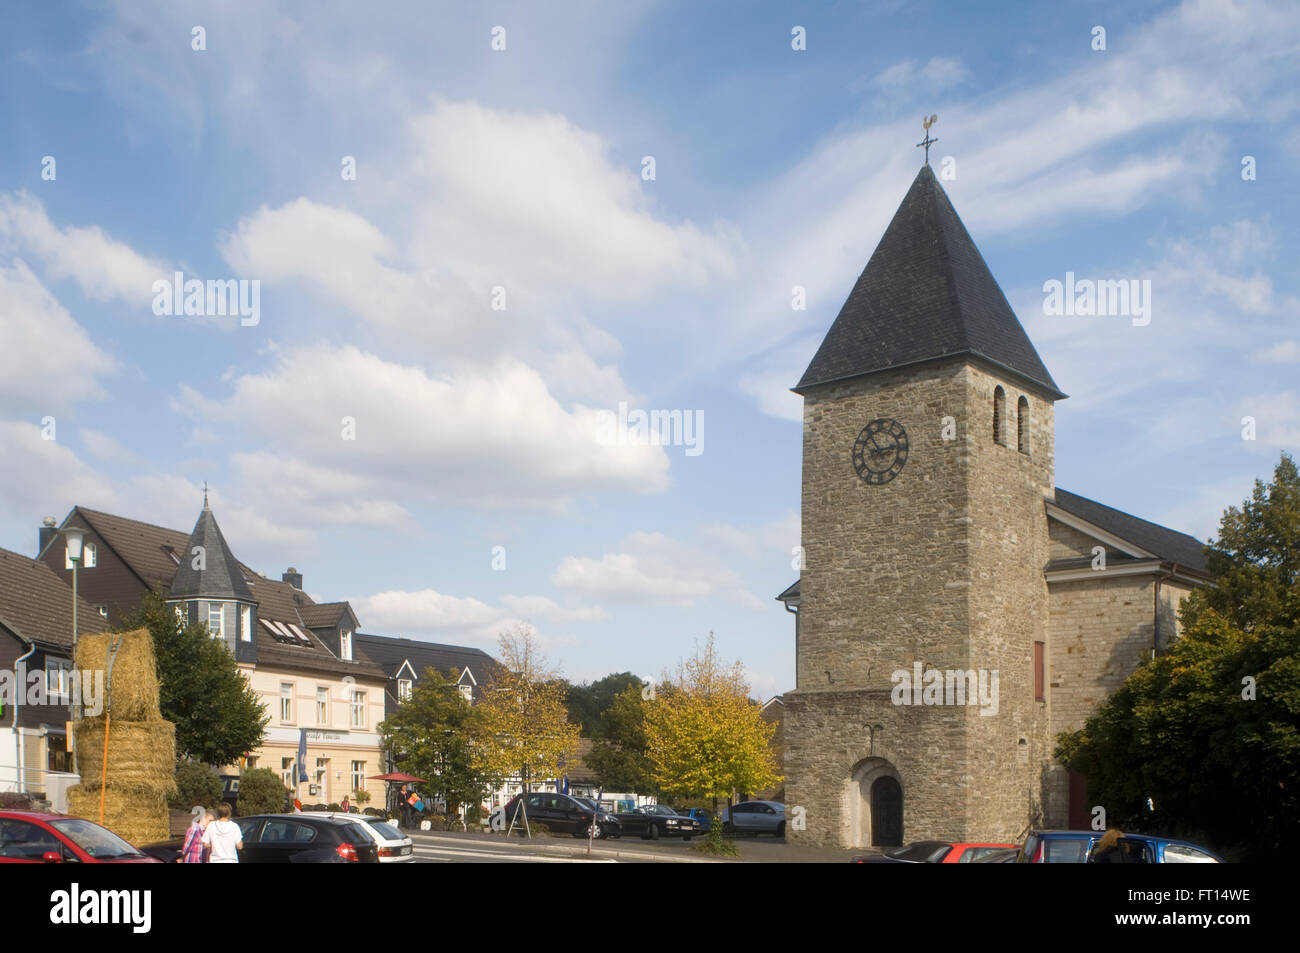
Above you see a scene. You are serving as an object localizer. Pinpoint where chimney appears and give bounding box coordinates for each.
[39,517,58,556]
[283,567,303,590]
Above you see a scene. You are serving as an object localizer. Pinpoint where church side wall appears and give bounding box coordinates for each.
[962,364,1056,841]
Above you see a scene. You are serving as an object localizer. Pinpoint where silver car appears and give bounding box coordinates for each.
[719,801,786,836]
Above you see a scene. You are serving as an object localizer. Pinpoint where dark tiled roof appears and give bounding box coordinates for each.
[354,633,501,687]
[776,580,800,603]
[299,602,350,629]
[253,625,387,680]
[72,507,190,586]
[242,572,313,622]
[1051,489,1211,576]
[0,546,110,650]
[168,505,255,602]
[796,164,1064,399]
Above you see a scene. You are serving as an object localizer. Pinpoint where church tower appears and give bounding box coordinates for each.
[785,162,1065,848]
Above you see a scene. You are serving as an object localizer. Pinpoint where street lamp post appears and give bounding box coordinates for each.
[60,526,86,772]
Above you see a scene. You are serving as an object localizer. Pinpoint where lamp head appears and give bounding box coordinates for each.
[61,525,86,561]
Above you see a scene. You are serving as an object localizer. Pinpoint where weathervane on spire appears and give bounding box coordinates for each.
[202,481,209,509]
[916,114,938,165]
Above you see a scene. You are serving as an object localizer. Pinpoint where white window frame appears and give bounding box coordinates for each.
[350,690,366,728]
[459,684,473,702]
[280,682,294,723]
[46,658,73,702]
[340,630,352,661]
[350,761,365,794]
[208,602,224,638]
[317,686,329,725]
[397,678,412,702]
[240,605,252,642]
[282,757,296,789]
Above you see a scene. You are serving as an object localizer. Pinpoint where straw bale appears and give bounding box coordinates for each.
[66,784,170,847]
[73,717,177,796]
[74,628,161,721]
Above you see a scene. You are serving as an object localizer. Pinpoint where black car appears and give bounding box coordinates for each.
[502,792,621,839]
[232,815,380,863]
[613,805,701,841]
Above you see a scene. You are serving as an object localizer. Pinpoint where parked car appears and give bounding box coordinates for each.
[719,801,786,836]
[139,837,185,863]
[613,804,701,841]
[677,808,713,832]
[853,841,1018,863]
[233,814,380,863]
[1017,830,1222,863]
[971,847,1020,863]
[0,811,162,863]
[501,792,622,839]
[304,812,413,862]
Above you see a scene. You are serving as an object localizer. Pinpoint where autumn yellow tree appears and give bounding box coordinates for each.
[643,633,780,805]
[472,625,580,793]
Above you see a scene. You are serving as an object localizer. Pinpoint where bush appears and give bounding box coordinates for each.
[694,819,740,857]
[170,761,224,810]
[327,802,341,812]
[235,768,287,816]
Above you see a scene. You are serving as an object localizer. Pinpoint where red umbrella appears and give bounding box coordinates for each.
[368,771,426,783]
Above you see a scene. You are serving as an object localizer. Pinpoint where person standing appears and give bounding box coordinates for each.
[181,807,209,864]
[202,803,243,864]
[340,794,350,814]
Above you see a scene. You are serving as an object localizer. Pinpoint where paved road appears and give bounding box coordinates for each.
[404,829,862,863]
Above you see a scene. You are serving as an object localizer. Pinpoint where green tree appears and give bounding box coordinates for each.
[585,682,658,794]
[644,633,780,807]
[171,760,224,810]
[120,591,269,766]
[236,767,286,816]
[566,672,643,737]
[1056,454,1300,860]
[380,667,493,818]
[474,626,581,793]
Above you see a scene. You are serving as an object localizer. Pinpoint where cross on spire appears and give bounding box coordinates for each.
[202,481,209,509]
[916,114,938,165]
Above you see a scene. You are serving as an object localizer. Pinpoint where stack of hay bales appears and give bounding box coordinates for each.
[67,628,177,846]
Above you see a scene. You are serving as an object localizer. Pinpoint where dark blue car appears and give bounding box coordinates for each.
[1018,830,1222,863]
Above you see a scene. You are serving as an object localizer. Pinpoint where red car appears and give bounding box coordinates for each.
[0,810,162,863]
[853,840,1018,863]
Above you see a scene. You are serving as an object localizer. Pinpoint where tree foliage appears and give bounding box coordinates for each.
[235,766,286,816]
[472,626,581,792]
[121,590,268,766]
[380,667,494,816]
[1056,455,1300,860]
[171,760,224,810]
[644,633,780,802]
[585,682,658,794]
[566,672,643,737]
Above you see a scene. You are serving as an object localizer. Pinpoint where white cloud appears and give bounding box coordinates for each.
[870,56,968,93]
[551,530,765,609]
[1252,340,1300,364]
[0,192,166,306]
[348,587,586,650]
[80,429,142,467]
[0,260,117,411]
[0,421,121,524]
[175,343,671,514]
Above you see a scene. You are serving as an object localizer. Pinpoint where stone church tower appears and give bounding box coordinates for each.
[784,163,1068,848]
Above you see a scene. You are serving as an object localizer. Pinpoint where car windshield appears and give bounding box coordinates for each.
[885,843,948,862]
[49,818,142,859]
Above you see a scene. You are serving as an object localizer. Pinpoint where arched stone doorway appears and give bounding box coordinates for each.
[847,758,903,849]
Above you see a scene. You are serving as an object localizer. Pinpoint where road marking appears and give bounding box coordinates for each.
[412,844,617,863]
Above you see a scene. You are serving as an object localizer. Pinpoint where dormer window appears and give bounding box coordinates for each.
[459,684,473,702]
[398,678,412,701]
[340,630,352,661]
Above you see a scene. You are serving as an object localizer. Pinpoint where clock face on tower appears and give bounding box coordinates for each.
[852,418,909,485]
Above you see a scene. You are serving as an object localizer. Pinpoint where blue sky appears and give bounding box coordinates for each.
[1,0,1296,696]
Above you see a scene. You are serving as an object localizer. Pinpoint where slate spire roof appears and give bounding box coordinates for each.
[168,500,255,602]
[795,163,1065,399]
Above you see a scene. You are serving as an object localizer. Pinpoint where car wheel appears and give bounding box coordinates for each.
[776,822,785,838]
[683,834,693,842]
[590,823,604,840]
[648,824,660,841]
